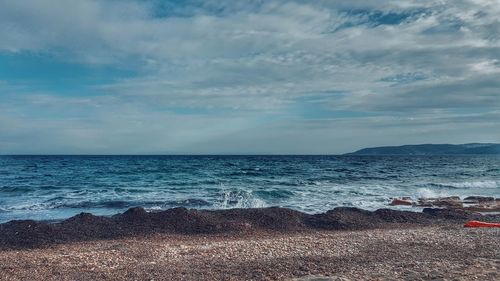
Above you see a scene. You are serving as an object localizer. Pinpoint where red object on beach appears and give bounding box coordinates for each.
[464,220,500,228]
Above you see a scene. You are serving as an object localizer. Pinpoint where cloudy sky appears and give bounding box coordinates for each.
[0,0,499,154]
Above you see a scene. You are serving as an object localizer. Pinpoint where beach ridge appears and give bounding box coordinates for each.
[1,206,498,250]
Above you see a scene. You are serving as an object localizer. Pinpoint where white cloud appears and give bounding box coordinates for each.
[0,0,499,153]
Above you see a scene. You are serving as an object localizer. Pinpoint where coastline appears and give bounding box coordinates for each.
[1,207,499,280]
[2,206,499,250]
[1,225,498,280]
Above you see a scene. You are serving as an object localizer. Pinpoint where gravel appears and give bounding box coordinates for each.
[1,225,498,281]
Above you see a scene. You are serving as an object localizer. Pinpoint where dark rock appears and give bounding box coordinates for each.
[463,196,495,203]
[122,207,148,217]
[464,205,500,212]
[417,197,462,208]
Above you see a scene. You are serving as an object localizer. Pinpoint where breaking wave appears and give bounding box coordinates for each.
[215,189,267,209]
[429,181,499,189]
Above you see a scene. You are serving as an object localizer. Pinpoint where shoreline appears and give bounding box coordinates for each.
[1,206,499,250]
[1,207,499,280]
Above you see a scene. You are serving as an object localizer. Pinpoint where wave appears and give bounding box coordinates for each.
[225,170,263,176]
[417,188,451,199]
[62,199,212,209]
[263,180,326,187]
[215,189,267,209]
[429,180,499,189]
[486,168,500,173]
[1,198,212,212]
[59,200,136,209]
[0,186,35,193]
[254,189,294,199]
[1,184,66,193]
[167,199,212,207]
[163,179,222,186]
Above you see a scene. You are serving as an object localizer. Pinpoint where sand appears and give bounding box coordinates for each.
[1,225,498,281]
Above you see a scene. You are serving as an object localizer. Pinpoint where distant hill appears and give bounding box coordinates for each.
[345,143,500,155]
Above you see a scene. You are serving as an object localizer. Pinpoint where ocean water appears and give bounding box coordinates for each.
[0,155,499,223]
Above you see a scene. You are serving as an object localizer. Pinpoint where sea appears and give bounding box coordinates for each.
[0,155,499,223]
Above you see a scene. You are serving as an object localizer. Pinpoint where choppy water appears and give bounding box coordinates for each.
[0,155,499,222]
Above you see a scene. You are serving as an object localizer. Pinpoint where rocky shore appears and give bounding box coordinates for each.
[390,195,500,212]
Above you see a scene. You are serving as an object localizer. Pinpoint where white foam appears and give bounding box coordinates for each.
[145,206,162,211]
[436,180,499,189]
[216,189,267,209]
[417,188,450,199]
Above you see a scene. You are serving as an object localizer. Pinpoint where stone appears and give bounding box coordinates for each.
[390,198,414,206]
[463,196,495,203]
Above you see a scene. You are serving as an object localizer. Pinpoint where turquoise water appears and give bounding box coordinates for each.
[0,155,499,222]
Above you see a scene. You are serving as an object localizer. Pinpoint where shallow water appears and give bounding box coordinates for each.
[0,155,499,222]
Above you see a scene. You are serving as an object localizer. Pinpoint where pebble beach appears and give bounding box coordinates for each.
[1,226,498,281]
[0,206,499,281]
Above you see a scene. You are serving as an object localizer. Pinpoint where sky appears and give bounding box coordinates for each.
[0,0,499,154]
